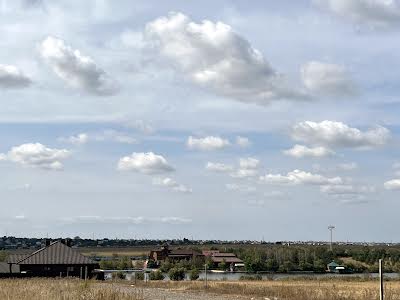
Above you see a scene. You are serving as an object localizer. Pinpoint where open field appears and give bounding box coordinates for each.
[2,278,400,300]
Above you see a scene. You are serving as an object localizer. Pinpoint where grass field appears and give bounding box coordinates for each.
[1,278,400,300]
[134,279,400,300]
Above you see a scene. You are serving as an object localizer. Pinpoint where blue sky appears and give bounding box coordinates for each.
[1,0,400,241]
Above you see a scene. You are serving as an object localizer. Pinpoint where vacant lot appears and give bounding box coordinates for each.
[1,278,399,300]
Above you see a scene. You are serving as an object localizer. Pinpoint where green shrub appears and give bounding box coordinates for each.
[149,270,164,280]
[112,271,125,280]
[189,268,199,281]
[168,267,186,281]
[134,272,144,280]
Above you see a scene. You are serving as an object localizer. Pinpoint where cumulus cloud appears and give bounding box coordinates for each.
[187,136,230,151]
[260,169,342,186]
[314,0,400,28]
[117,152,174,174]
[205,162,233,172]
[39,36,119,96]
[384,179,400,190]
[291,120,390,149]
[0,64,32,89]
[301,61,356,96]
[0,143,70,170]
[144,12,307,105]
[236,136,251,148]
[153,177,192,193]
[230,157,260,178]
[284,144,335,158]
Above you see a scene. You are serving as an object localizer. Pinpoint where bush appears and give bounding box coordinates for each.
[149,270,165,281]
[189,268,199,281]
[168,267,186,281]
[112,271,125,280]
[134,272,144,280]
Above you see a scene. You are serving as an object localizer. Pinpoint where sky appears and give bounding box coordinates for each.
[1,0,400,242]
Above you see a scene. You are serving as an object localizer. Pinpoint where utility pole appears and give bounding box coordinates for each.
[379,259,384,300]
[328,225,335,251]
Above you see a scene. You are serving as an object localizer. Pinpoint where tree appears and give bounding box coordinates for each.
[218,259,228,271]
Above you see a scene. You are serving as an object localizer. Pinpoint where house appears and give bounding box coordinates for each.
[148,244,203,265]
[202,250,244,271]
[6,239,100,278]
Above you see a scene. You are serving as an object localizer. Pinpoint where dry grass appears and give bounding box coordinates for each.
[135,279,400,300]
[0,278,144,300]
[3,278,400,300]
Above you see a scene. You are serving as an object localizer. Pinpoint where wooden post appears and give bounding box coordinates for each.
[204,264,208,289]
[85,266,88,281]
[379,259,384,300]
[80,267,83,279]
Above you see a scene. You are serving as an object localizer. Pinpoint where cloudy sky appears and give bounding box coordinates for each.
[1,0,400,242]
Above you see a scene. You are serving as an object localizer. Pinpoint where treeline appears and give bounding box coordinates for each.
[225,245,400,273]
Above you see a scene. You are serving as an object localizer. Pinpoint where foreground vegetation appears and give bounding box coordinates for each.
[135,279,400,300]
[0,278,144,300]
[2,278,400,300]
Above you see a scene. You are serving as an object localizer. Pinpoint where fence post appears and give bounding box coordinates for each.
[379,259,384,300]
[204,264,208,289]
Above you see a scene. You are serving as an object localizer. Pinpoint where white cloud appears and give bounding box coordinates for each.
[236,136,251,148]
[0,64,32,89]
[59,130,137,145]
[153,177,192,193]
[291,120,390,149]
[0,143,70,170]
[384,179,400,190]
[320,184,373,195]
[301,61,356,96]
[144,12,307,105]
[187,136,230,151]
[314,0,400,28]
[58,133,89,145]
[260,169,342,186]
[117,152,174,174]
[205,162,233,172]
[283,144,335,158]
[239,157,260,169]
[39,36,119,96]
[230,157,260,178]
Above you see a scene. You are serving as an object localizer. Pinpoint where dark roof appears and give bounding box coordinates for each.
[211,257,243,263]
[8,241,97,265]
[211,252,236,257]
[327,261,340,267]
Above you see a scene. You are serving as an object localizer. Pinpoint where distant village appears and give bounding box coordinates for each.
[0,236,396,251]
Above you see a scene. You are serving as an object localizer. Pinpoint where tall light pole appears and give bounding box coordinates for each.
[328,225,335,251]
